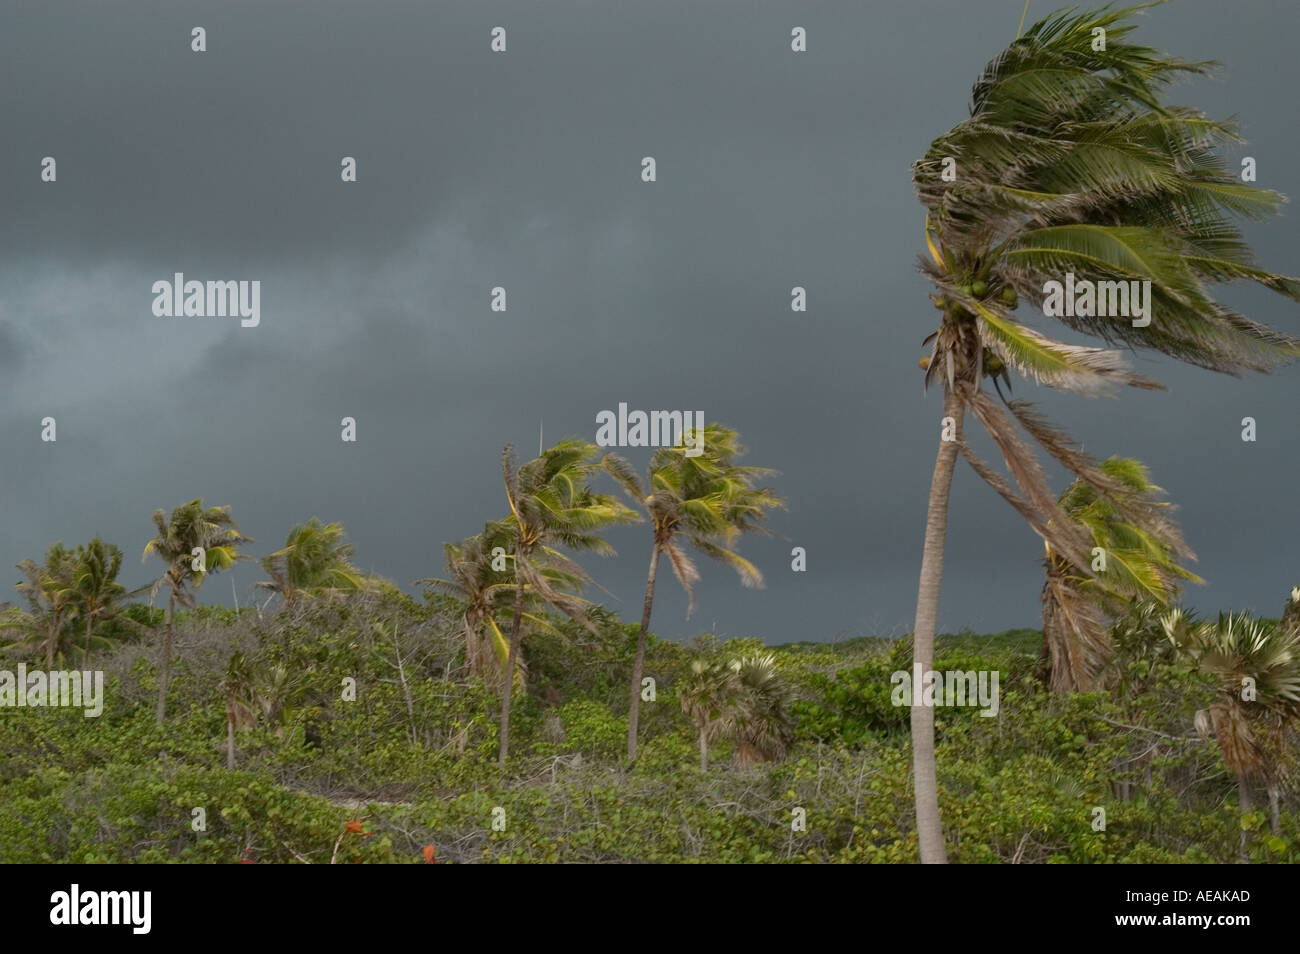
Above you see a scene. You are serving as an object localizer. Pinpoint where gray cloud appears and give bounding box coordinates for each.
[2,0,1299,642]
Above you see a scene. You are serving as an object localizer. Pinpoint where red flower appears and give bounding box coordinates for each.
[344,820,364,834]
[421,844,437,864]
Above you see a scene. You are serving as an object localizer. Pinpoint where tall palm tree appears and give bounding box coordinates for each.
[2,544,80,667]
[496,439,639,766]
[255,518,375,607]
[143,500,252,725]
[603,423,784,762]
[418,520,586,686]
[907,3,1300,863]
[1170,612,1300,848]
[1042,456,1200,692]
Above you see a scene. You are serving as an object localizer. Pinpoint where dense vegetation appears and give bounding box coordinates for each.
[2,578,1297,863]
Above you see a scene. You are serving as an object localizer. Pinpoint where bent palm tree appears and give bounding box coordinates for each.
[418,519,586,687]
[2,544,80,667]
[255,518,375,607]
[603,423,784,762]
[1042,456,1200,692]
[69,538,146,659]
[143,500,252,725]
[909,3,1300,862]
[496,439,639,766]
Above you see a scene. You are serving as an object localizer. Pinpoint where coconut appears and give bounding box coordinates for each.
[972,280,988,297]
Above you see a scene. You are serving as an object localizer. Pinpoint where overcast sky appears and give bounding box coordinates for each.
[2,0,1298,644]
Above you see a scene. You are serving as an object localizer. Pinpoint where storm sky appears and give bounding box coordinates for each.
[2,0,1298,644]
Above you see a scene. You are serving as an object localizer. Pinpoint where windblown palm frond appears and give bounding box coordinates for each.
[1041,456,1200,692]
[256,518,378,606]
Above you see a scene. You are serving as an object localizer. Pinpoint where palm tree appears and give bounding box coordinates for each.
[1171,612,1300,849]
[219,650,257,769]
[907,3,1300,863]
[68,538,145,659]
[495,439,640,766]
[603,423,784,762]
[727,652,795,764]
[1042,457,1200,692]
[255,518,375,607]
[678,657,738,772]
[1,544,80,667]
[418,520,586,686]
[142,500,252,725]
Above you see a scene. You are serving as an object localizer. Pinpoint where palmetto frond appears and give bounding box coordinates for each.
[727,652,795,763]
[1177,612,1300,782]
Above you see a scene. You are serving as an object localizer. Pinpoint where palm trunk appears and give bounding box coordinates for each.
[699,726,708,772]
[226,705,236,769]
[1238,773,1253,862]
[497,581,527,768]
[627,544,661,762]
[1268,784,1280,836]
[46,615,58,669]
[463,615,482,677]
[156,591,174,726]
[84,616,95,661]
[910,386,963,864]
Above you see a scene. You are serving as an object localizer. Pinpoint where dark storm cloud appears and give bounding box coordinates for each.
[2,0,1299,642]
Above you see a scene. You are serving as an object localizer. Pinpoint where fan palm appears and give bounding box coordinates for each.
[907,2,1300,863]
[142,500,252,725]
[727,652,795,764]
[603,423,784,762]
[1042,456,1200,692]
[255,518,375,607]
[495,439,640,766]
[678,657,738,772]
[1170,612,1300,846]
